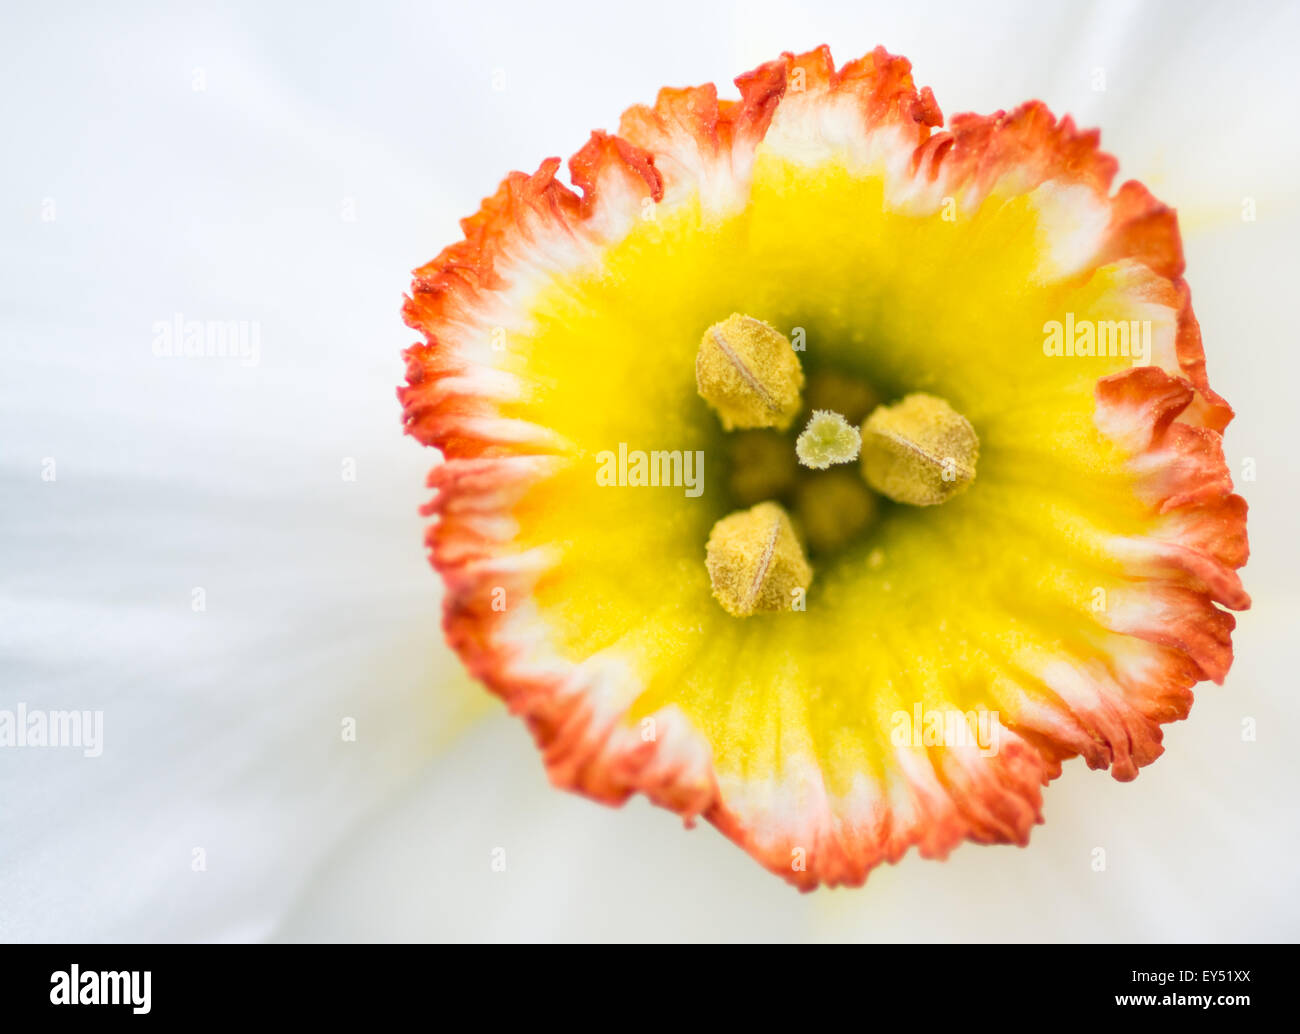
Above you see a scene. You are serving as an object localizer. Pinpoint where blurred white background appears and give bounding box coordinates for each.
[1,0,1297,941]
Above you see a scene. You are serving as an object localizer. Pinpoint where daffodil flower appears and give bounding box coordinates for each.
[399,44,1251,890]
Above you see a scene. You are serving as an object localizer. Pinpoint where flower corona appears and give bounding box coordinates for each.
[400,45,1249,889]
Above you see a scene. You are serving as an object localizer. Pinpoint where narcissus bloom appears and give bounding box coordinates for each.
[399,45,1249,889]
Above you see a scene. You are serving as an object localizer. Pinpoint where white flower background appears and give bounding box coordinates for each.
[2,0,1297,942]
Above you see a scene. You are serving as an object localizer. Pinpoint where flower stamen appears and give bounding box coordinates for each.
[794,470,878,554]
[860,393,979,506]
[696,314,804,430]
[705,502,812,617]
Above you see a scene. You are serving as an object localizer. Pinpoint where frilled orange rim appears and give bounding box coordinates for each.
[399,46,1249,890]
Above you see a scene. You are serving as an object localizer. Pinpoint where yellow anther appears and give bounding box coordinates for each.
[705,502,812,616]
[860,393,979,506]
[794,470,878,554]
[696,314,803,431]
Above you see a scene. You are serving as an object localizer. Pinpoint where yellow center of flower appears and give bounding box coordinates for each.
[495,153,1155,796]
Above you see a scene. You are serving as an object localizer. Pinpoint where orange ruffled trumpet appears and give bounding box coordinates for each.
[399,46,1249,889]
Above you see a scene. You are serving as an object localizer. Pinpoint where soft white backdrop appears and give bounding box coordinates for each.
[1,0,1296,941]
